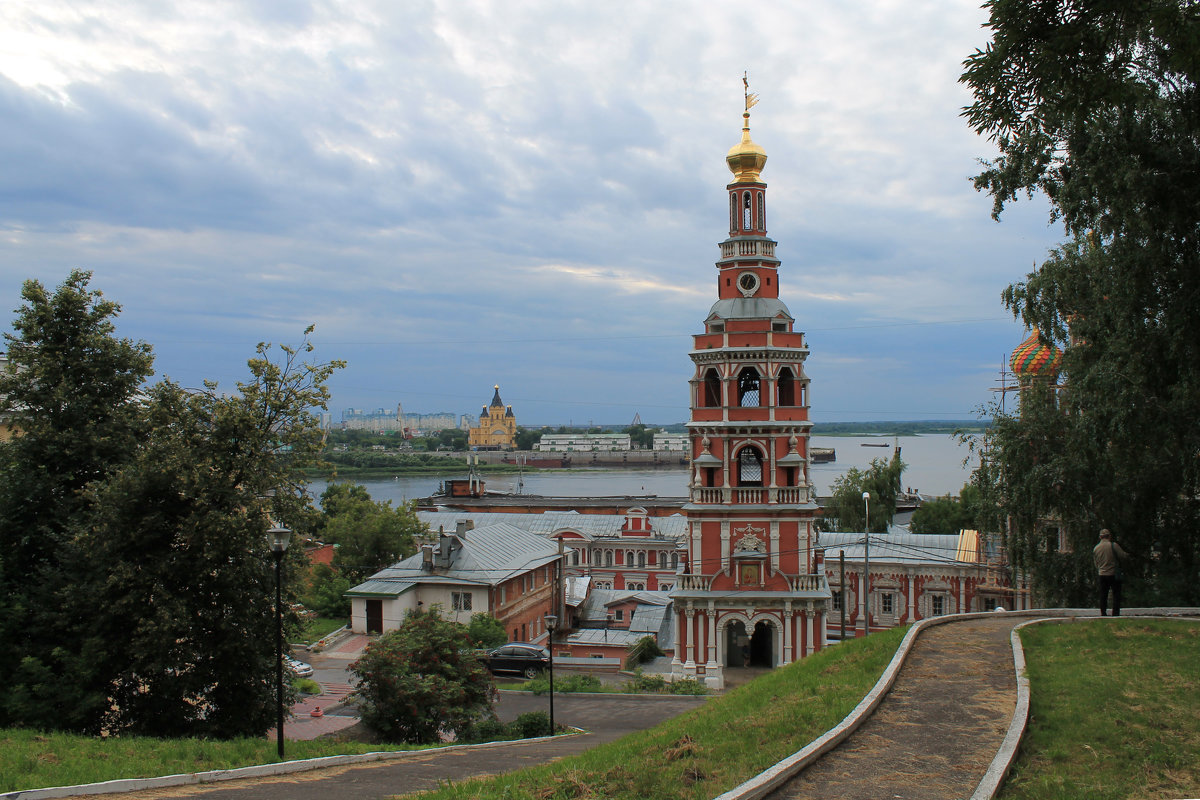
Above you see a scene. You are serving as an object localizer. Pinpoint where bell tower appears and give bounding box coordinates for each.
[671,81,830,689]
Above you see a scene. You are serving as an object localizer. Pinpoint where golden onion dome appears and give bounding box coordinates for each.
[727,111,767,182]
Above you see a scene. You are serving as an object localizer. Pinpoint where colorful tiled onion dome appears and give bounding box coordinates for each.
[1011,328,1062,379]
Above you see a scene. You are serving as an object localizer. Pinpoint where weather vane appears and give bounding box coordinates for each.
[743,71,760,112]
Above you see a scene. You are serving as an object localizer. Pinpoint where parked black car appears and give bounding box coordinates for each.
[483,643,550,679]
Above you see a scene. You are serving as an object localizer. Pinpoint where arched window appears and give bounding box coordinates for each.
[757,192,765,231]
[737,367,761,407]
[626,550,634,566]
[571,549,580,566]
[730,193,737,232]
[742,192,752,230]
[737,447,764,486]
[777,367,795,406]
[703,369,721,407]
[605,550,613,567]
[637,551,646,568]
[671,552,679,569]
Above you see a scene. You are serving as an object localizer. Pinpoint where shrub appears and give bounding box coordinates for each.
[526,673,603,695]
[461,715,510,743]
[507,711,553,738]
[349,608,495,743]
[667,678,708,695]
[623,669,667,694]
[624,635,665,669]
[467,613,507,649]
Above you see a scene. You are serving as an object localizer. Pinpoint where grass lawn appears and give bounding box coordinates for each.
[299,615,348,645]
[0,627,907,797]
[1000,619,1200,800]
[0,730,425,793]
[405,626,910,800]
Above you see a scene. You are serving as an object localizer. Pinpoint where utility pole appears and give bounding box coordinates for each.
[862,491,871,638]
[839,550,846,641]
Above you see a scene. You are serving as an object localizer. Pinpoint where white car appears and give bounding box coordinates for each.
[285,655,314,678]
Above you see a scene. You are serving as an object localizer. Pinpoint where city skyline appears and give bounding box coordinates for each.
[0,2,1064,424]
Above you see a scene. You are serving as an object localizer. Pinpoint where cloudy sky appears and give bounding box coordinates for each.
[0,1,1063,426]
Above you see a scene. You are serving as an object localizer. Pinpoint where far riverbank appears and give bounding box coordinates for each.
[308,433,979,505]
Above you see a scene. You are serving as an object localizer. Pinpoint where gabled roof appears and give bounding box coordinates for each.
[346,522,560,598]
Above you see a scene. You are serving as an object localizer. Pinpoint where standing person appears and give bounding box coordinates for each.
[1093,529,1127,616]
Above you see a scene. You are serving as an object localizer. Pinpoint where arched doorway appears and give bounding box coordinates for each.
[750,620,775,667]
[725,620,750,667]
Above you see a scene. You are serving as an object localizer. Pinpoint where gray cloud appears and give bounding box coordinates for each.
[0,1,1065,424]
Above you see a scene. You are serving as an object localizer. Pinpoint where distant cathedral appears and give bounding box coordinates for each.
[468,385,517,450]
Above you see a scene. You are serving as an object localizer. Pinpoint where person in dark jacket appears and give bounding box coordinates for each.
[1092,529,1127,616]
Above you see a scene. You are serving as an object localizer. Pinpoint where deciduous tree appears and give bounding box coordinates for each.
[820,453,905,533]
[79,330,340,737]
[319,482,423,584]
[961,0,1200,604]
[910,484,982,536]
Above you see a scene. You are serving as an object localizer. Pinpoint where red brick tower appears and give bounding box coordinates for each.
[671,85,829,688]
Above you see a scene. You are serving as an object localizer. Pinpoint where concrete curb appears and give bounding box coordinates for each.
[968,617,1041,800]
[0,730,579,800]
[497,689,711,700]
[711,610,1034,800]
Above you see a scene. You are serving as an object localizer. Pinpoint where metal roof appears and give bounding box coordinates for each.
[345,579,415,597]
[567,628,646,648]
[417,510,688,540]
[346,522,561,597]
[818,531,969,566]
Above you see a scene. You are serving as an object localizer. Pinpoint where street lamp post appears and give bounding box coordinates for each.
[269,525,292,760]
[861,492,870,638]
[544,613,557,734]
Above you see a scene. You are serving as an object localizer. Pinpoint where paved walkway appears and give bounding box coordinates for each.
[765,614,1021,800]
[269,682,358,741]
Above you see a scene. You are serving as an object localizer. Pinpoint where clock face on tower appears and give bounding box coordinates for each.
[738,271,759,297]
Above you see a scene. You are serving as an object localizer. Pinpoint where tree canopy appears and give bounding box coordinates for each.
[0,271,344,735]
[961,0,1200,604]
[820,453,905,533]
[318,482,424,584]
[910,485,983,536]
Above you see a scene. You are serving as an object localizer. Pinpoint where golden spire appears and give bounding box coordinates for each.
[727,72,767,182]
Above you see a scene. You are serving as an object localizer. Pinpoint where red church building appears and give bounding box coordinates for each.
[671,88,830,689]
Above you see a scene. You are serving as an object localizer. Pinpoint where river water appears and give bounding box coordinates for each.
[309,434,979,506]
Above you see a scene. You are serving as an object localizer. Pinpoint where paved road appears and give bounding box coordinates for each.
[96,693,709,800]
